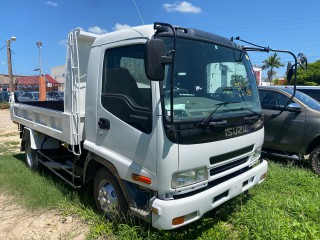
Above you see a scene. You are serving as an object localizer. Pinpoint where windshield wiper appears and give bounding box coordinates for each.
[222,107,262,120]
[197,101,240,129]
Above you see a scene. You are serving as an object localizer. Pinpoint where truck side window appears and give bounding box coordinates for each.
[101,44,152,133]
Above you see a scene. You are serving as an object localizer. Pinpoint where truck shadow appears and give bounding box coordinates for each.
[12,153,97,210]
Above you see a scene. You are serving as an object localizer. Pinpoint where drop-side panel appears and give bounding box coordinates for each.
[10,103,81,145]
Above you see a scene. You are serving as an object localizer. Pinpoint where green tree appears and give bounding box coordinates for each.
[296,60,320,85]
[261,53,284,82]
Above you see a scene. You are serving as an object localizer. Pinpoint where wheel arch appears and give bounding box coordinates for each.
[20,127,60,151]
[20,127,34,151]
[306,136,320,155]
[83,152,130,203]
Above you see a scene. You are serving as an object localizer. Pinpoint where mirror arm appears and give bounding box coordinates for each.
[235,37,305,112]
[154,22,177,124]
[241,44,298,109]
[161,56,173,64]
[270,49,297,108]
[241,46,271,53]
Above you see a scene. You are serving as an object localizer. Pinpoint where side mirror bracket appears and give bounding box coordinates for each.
[161,56,173,64]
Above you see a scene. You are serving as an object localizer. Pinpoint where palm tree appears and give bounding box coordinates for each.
[261,53,284,83]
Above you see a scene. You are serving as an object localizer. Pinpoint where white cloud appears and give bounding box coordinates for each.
[163,1,201,14]
[112,23,131,31]
[87,26,108,34]
[47,1,58,7]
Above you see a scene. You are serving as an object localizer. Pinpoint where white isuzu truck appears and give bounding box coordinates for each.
[10,22,268,230]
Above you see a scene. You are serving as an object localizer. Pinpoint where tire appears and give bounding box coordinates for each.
[309,146,320,175]
[24,137,38,170]
[93,168,128,220]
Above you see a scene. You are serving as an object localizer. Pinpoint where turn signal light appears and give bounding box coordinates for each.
[131,173,151,185]
[260,172,267,181]
[172,216,185,226]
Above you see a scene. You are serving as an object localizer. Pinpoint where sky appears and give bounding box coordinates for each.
[1,0,320,78]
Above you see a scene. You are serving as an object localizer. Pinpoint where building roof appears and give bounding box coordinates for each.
[0,74,26,85]
[16,74,60,86]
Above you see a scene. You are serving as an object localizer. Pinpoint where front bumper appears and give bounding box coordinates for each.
[151,160,268,230]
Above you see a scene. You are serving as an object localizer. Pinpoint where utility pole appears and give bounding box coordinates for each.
[6,36,16,93]
[36,41,43,75]
[36,41,46,101]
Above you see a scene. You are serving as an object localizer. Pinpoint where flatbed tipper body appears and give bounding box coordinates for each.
[10,23,267,230]
[11,30,97,149]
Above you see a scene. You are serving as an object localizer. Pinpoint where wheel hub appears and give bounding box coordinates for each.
[98,183,118,213]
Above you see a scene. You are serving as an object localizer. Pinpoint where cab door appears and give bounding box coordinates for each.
[259,89,305,152]
[95,42,157,176]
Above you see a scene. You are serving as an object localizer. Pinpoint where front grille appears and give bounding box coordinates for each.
[210,145,253,165]
[210,157,248,176]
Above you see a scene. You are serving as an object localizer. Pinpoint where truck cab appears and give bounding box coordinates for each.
[83,24,267,229]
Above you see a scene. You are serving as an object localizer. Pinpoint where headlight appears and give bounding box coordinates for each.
[251,147,262,162]
[172,167,208,188]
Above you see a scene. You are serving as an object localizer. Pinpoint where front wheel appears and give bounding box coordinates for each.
[309,146,320,175]
[93,168,128,220]
[24,137,38,170]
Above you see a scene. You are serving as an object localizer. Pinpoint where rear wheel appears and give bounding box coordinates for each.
[309,146,320,175]
[93,168,128,220]
[24,137,38,170]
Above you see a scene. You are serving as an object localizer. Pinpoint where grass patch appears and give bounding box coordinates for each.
[0,154,76,209]
[0,132,16,137]
[0,141,20,155]
[0,153,319,239]
[5,141,20,146]
[0,102,10,109]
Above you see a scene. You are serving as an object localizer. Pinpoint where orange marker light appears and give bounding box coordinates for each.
[172,216,185,226]
[152,207,159,215]
[131,173,151,185]
[260,172,267,181]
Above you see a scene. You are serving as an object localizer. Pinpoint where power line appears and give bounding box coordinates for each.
[132,0,144,25]
[215,23,320,34]
[202,15,320,30]
[291,44,320,51]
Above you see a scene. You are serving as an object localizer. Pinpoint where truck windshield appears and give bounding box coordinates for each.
[160,37,261,123]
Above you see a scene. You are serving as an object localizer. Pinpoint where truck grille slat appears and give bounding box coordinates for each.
[210,145,253,165]
[210,157,248,176]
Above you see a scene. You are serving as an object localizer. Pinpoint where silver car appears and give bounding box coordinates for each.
[18,92,39,101]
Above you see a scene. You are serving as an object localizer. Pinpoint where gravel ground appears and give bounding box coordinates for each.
[0,109,90,240]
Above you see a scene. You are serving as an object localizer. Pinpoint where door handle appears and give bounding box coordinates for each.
[98,118,110,130]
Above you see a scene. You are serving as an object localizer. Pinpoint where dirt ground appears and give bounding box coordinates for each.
[0,109,90,240]
[0,109,20,156]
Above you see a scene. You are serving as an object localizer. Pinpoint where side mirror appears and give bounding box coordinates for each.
[297,53,308,70]
[286,102,301,112]
[145,39,171,81]
[286,53,308,82]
